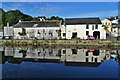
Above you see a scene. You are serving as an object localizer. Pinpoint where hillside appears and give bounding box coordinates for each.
[0,8,64,32]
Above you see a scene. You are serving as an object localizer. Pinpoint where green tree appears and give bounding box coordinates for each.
[18,28,26,36]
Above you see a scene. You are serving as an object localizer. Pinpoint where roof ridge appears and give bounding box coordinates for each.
[65,17,100,19]
[20,20,61,23]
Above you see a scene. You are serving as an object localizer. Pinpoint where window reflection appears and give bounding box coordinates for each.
[0,47,120,67]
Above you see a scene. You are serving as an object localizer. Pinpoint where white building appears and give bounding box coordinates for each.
[0,32,3,39]
[110,16,119,38]
[61,18,106,39]
[61,49,106,63]
[4,23,13,39]
[13,20,61,39]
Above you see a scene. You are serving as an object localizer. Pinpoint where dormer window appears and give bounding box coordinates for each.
[33,24,38,27]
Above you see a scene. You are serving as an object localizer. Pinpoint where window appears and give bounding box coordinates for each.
[63,50,66,54]
[105,22,107,25]
[95,58,97,62]
[95,24,98,29]
[86,31,89,35]
[114,30,116,32]
[108,23,110,25]
[86,24,89,29]
[49,33,52,36]
[63,33,66,37]
[86,58,88,62]
[92,25,94,30]
[86,52,88,56]
[72,49,77,54]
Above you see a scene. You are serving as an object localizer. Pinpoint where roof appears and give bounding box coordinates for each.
[14,58,61,63]
[64,61,101,67]
[65,18,102,25]
[107,16,118,21]
[13,21,61,28]
[101,18,111,22]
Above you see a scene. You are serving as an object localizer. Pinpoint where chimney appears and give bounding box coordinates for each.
[38,16,45,21]
[7,23,9,27]
[115,16,118,20]
[19,20,21,22]
[39,18,43,21]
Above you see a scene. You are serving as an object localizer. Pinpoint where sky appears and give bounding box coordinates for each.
[1,2,119,19]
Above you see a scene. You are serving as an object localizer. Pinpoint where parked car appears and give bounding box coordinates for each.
[87,35,95,40]
[87,49,95,52]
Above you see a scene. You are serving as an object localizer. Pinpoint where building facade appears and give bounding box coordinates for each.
[13,20,61,39]
[4,23,13,39]
[101,19,112,32]
[4,17,108,40]
[62,18,106,39]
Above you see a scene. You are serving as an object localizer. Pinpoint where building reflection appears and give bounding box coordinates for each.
[0,47,120,67]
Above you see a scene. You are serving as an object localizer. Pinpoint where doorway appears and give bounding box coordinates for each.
[72,32,77,39]
[93,31,100,39]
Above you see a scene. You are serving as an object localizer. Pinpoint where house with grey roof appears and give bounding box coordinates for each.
[61,17,106,39]
[12,20,61,39]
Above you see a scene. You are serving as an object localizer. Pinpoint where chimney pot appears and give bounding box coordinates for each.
[19,20,21,22]
[7,23,9,27]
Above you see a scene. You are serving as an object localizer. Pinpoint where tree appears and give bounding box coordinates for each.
[46,16,64,24]
[56,29,61,39]
[32,17,40,21]
[18,28,26,36]
[1,8,65,28]
[2,9,33,26]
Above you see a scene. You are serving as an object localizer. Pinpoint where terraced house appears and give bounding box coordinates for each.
[4,17,107,40]
[4,20,62,39]
[61,18,106,39]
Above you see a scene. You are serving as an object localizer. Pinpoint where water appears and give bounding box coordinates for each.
[0,46,119,79]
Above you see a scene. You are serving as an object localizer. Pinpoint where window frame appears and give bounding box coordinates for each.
[86,31,89,35]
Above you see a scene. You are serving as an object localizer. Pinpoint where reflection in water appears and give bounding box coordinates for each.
[0,47,120,67]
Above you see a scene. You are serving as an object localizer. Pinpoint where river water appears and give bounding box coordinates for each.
[0,46,119,79]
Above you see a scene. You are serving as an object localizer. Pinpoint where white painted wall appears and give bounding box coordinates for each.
[13,27,60,39]
[112,27,120,37]
[112,19,118,24]
[4,26,13,37]
[61,49,106,63]
[60,25,66,39]
[64,24,106,39]
[0,32,3,37]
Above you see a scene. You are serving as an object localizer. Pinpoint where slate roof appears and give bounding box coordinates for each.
[15,58,61,63]
[64,61,101,67]
[107,16,118,21]
[14,21,61,28]
[65,18,102,25]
